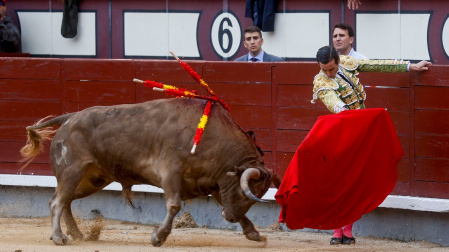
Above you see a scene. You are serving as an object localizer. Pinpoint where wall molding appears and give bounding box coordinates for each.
[1,174,448,213]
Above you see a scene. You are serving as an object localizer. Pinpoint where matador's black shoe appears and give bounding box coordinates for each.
[330,237,343,245]
[342,235,356,245]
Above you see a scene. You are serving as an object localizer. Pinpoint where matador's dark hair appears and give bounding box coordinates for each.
[316,46,339,65]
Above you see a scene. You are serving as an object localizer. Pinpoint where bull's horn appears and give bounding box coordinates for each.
[240,168,268,203]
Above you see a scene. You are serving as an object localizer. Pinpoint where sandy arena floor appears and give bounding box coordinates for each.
[0,216,447,252]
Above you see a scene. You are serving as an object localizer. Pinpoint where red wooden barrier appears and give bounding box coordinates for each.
[1,58,448,199]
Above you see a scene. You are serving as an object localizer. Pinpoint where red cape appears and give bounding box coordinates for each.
[275,108,402,230]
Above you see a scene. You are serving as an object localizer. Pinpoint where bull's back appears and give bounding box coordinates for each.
[51,98,249,182]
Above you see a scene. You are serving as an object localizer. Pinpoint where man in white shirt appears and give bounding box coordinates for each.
[332,23,367,60]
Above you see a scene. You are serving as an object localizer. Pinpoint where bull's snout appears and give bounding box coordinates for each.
[221,210,238,223]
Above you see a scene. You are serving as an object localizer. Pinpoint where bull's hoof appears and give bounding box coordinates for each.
[50,234,71,245]
[245,231,267,243]
[151,231,164,247]
[67,230,84,241]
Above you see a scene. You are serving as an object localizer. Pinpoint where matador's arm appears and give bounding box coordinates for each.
[356,59,409,73]
[317,90,349,114]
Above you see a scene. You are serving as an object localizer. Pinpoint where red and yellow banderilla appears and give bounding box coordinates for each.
[133,79,219,103]
[191,101,213,154]
[134,51,228,154]
[133,78,215,154]
[169,51,230,112]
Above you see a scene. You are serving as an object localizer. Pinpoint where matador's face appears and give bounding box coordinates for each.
[319,60,340,79]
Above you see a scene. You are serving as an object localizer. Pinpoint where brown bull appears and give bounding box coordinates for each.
[20,98,278,246]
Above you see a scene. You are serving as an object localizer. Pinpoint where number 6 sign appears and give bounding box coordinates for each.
[210,11,241,60]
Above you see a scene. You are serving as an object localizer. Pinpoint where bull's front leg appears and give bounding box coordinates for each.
[239,215,267,243]
[151,184,182,247]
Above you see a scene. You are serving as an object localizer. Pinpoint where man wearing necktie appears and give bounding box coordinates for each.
[234,26,284,62]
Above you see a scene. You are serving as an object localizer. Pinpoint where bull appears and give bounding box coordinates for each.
[20,97,279,246]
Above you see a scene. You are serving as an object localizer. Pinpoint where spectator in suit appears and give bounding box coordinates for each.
[234,26,284,62]
[0,0,21,53]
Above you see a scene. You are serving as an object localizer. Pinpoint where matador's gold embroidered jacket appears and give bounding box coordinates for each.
[312,55,409,113]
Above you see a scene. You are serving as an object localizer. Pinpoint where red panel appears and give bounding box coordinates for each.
[261,152,275,173]
[0,79,60,100]
[0,100,61,121]
[64,102,126,113]
[398,135,411,160]
[391,182,410,196]
[63,59,136,81]
[359,72,410,88]
[415,135,449,159]
[272,63,318,85]
[243,128,272,152]
[414,181,449,199]
[415,110,449,134]
[0,163,53,176]
[203,62,272,83]
[208,83,271,106]
[415,86,449,110]
[229,105,272,129]
[397,158,411,182]
[411,66,449,87]
[415,158,449,183]
[0,58,60,79]
[277,85,315,107]
[0,141,51,163]
[388,111,410,136]
[276,152,295,179]
[0,120,35,141]
[136,60,201,84]
[364,87,410,112]
[277,107,329,130]
[65,80,136,103]
[0,58,448,200]
[276,130,308,152]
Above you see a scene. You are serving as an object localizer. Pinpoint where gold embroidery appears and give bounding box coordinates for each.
[357,59,409,73]
[340,88,351,98]
[312,73,339,103]
[312,55,407,113]
[339,55,358,70]
[318,90,344,114]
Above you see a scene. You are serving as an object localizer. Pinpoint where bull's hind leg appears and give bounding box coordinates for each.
[49,186,75,245]
[49,161,106,245]
[62,203,84,241]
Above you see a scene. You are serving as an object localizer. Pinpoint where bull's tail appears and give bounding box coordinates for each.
[20,113,77,170]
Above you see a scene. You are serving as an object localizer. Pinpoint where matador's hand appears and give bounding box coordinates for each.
[410,60,432,71]
[347,0,362,10]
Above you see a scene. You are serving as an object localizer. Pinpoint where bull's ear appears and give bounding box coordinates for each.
[227,166,244,176]
[226,171,237,176]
